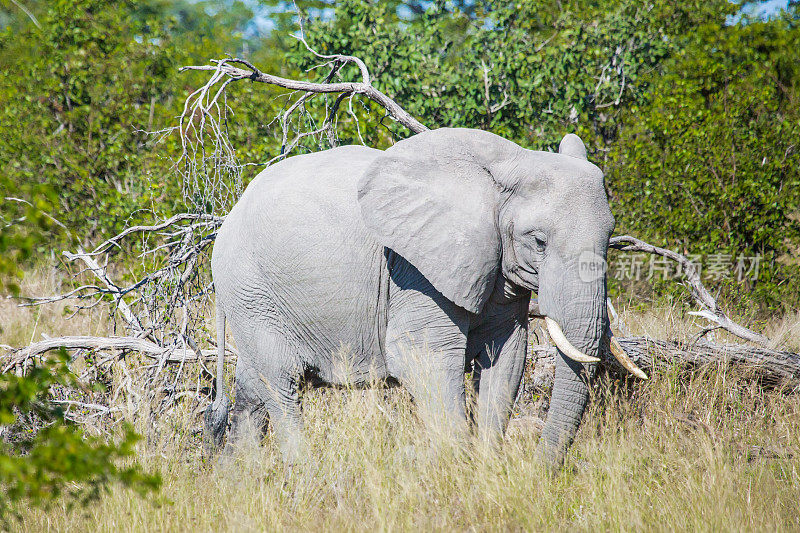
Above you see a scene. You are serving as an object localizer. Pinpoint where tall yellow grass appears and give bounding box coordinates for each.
[4,271,800,531]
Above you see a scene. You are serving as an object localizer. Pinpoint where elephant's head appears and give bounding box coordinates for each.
[358,128,640,465]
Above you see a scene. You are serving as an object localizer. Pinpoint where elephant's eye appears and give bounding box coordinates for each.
[519,227,547,254]
[533,234,547,253]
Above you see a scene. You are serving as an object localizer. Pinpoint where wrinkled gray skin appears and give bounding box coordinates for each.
[206,128,614,467]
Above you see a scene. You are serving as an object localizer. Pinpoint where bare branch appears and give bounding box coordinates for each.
[2,335,236,374]
[87,213,222,255]
[180,58,428,135]
[292,36,370,85]
[605,298,631,336]
[9,0,40,29]
[64,249,144,333]
[51,400,120,413]
[609,235,770,347]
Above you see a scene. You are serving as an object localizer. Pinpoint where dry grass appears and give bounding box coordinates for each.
[3,271,800,532]
[0,267,112,349]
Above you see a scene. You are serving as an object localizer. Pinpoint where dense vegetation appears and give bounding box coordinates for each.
[1,0,799,519]
[1,0,798,306]
[0,353,160,520]
[296,0,800,309]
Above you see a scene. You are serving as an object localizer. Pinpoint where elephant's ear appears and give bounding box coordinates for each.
[558,133,588,160]
[358,128,515,314]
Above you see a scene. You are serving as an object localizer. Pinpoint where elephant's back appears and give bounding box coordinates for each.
[212,145,389,379]
[234,145,381,230]
[215,144,382,267]
[223,145,385,280]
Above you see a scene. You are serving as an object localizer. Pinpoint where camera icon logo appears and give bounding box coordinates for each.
[578,250,607,283]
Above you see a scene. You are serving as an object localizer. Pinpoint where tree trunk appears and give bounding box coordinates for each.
[507,336,800,436]
[526,336,800,395]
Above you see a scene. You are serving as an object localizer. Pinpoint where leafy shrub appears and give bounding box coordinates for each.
[607,13,800,309]
[298,1,800,310]
[0,352,161,521]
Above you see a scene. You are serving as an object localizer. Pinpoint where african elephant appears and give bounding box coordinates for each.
[205,127,644,467]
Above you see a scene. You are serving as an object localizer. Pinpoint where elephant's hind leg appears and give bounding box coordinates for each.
[227,329,306,463]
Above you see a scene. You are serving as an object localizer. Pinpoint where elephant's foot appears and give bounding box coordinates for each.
[202,394,231,463]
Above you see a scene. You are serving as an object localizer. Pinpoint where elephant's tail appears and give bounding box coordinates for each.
[204,305,230,454]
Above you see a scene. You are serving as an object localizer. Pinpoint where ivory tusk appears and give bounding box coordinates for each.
[544,317,600,363]
[607,334,649,380]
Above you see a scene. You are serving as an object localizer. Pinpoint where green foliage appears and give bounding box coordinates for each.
[0,352,161,520]
[0,0,299,292]
[0,179,58,293]
[472,0,739,149]
[0,0,283,256]
[295,0,738,149]
[607,10,800,308]
[296,0,800,309]
[1,0,174,238]
[1,0,798,308]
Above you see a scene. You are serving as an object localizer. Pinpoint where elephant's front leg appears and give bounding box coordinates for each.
[469,297,529,445]
[385,261,471,440]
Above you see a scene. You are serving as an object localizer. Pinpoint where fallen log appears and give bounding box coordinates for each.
[509,337,800,437]
[4,334,799,391]
[528,337,800,393]
[1,335,235,374]
[615,337,800,388]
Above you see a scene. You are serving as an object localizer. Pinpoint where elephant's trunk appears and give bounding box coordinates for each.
[536,270,606,467]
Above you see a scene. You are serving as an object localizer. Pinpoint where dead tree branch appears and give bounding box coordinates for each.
[64,249,144,333]
[155,22,429,219]
[609,235,770,346]
[515,336,800,433]
[1,335,236,374]
[24,213,225,345]
[529,337,800,392]
[179,58,427,136]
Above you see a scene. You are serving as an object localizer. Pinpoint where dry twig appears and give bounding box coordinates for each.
[609,235,770,346]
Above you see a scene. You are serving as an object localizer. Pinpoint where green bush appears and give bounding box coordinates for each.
[607,12,800,309]
[0,352,161,521]
[298,0,800,310]
[2,0,797,309]
[0,0,292,254]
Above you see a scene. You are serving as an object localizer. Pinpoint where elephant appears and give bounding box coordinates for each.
[205,127,645,467]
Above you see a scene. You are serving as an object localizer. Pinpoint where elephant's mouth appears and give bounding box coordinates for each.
[501,231,540,292]
[503,256,539,292]
[529,298,649,379]
[505,267,538,292]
